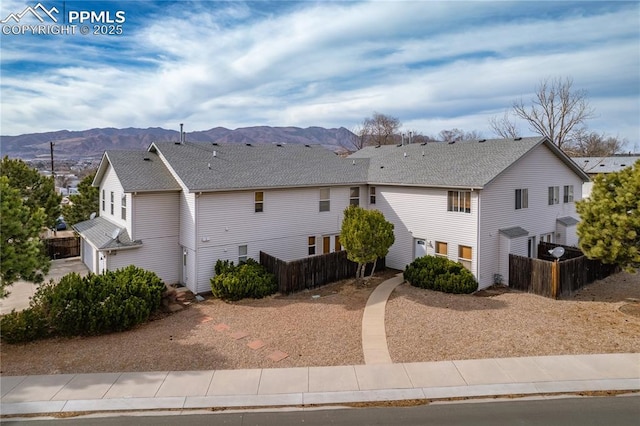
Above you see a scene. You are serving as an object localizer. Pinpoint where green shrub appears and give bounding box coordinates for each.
[211,259,277,301]
[0,266,165,343]
[0,306,49,343]
[404,255,478,294]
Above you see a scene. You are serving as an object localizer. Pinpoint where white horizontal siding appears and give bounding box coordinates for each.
[131,192,180,240]
[373,186,479,275]
[193,186,352,293]
[107,237,181,284]
[99,165,126,228]
[479,144,584,288]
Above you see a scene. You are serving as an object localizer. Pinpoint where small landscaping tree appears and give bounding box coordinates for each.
[341,205,395,279]
[61,171,99,225]
[576,160,639,272]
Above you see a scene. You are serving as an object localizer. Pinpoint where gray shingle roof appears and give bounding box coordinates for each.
[73,216,141,250]
[150,142,369,192]
[95,150,181,192]
[570,156,640,174]
[499,226,529,239]
[350,137,589,188]
[557,216,579,227]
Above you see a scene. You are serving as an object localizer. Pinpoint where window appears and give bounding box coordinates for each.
[548,186,559,205]
[435,241,448,257]
[458,245,472,270]
[308,236,316,256]
[515,188,528,210]
[121,194,126,220]
[350,187,360,206]
[563,185,574,203]
[447,191,471,213]
[319,187,330,212]
[370,187,376,204]
[540,232,554,243]
[254,191,264,213]
[110,191,114,215]
[238,245,248,263]
[101,190,105,211]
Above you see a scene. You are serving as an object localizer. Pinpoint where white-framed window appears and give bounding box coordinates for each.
[458,245,472,270]
[540,232,554,243]
[350,187,360,206]
[369,186,376,204]
[319,187,330,212]
[563,185,574,203]
[308,236,316,256]
[447,190,471,213]
[515,188,528,210]
[548,186,559,205]
[255,191,264,213]
[102,189,105,211]
[238,245,248,263]
[110,191,114,215]
[435,241,448,257]
[121,194,126,220]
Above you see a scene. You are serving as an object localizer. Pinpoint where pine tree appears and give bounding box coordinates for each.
[1,176,50,297]
[62,172,99,225]
[0,156,61,228]
[576,160,639,272]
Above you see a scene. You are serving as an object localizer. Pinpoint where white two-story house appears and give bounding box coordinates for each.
[74,136,589,292]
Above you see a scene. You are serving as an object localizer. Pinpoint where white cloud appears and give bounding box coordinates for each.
[0,1,638,144]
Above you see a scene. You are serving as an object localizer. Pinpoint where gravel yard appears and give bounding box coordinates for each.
[1,270,639,376]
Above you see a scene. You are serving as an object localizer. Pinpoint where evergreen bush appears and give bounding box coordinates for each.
[404,255,478,294]
[0,265,165,343]
[211,259,277,301]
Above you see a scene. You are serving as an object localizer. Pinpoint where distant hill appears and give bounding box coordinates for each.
[0,126,356,160]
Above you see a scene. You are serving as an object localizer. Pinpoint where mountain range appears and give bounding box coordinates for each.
[0,126,356,160]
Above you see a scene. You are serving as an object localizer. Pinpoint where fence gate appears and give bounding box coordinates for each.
[43,237,80,259]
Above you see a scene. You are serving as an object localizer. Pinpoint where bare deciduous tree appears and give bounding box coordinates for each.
[366,112,402,146]
[564,130,625,157]
[438,128,483,142]
[511,76,595,150]
[489,110,521,139]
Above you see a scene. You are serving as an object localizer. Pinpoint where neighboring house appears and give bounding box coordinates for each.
[74,136,589,292]
[570,155,640,197]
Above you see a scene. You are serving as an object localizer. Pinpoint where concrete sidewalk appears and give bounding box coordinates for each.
[2,353,638,416]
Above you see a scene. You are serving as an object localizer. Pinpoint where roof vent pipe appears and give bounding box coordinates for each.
[180,123,184,144]
[401,133,405,146]
[409,131,413,144]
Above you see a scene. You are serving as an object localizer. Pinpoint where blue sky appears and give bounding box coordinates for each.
[1,1,639,148]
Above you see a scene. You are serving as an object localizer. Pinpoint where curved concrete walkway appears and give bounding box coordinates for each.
[361,273,405,364]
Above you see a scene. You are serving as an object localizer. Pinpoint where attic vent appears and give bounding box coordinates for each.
[396,144,402,147]
[584,160,590,162]
[374,145,381,148]
[212,143,218,146]
[304,144,310,147]
[448,141,456,145]
[478,139,486,143]
[276,143,283,147]
[143,157,151,161]
[174,141,181,145]
[246,143,252,147]
[620,164,626,167]
[420,142,427,146]
[514,137,522,141]
[600,164,605,167]
[380,166,384,169]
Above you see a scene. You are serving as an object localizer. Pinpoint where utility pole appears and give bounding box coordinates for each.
[50,141,55,180]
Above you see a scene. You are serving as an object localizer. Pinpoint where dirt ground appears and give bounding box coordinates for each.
[1,270,639,376]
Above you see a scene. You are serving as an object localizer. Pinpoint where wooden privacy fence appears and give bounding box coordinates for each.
[42,236,80,259]
[509,246,618,299]
[260,250,385,294]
